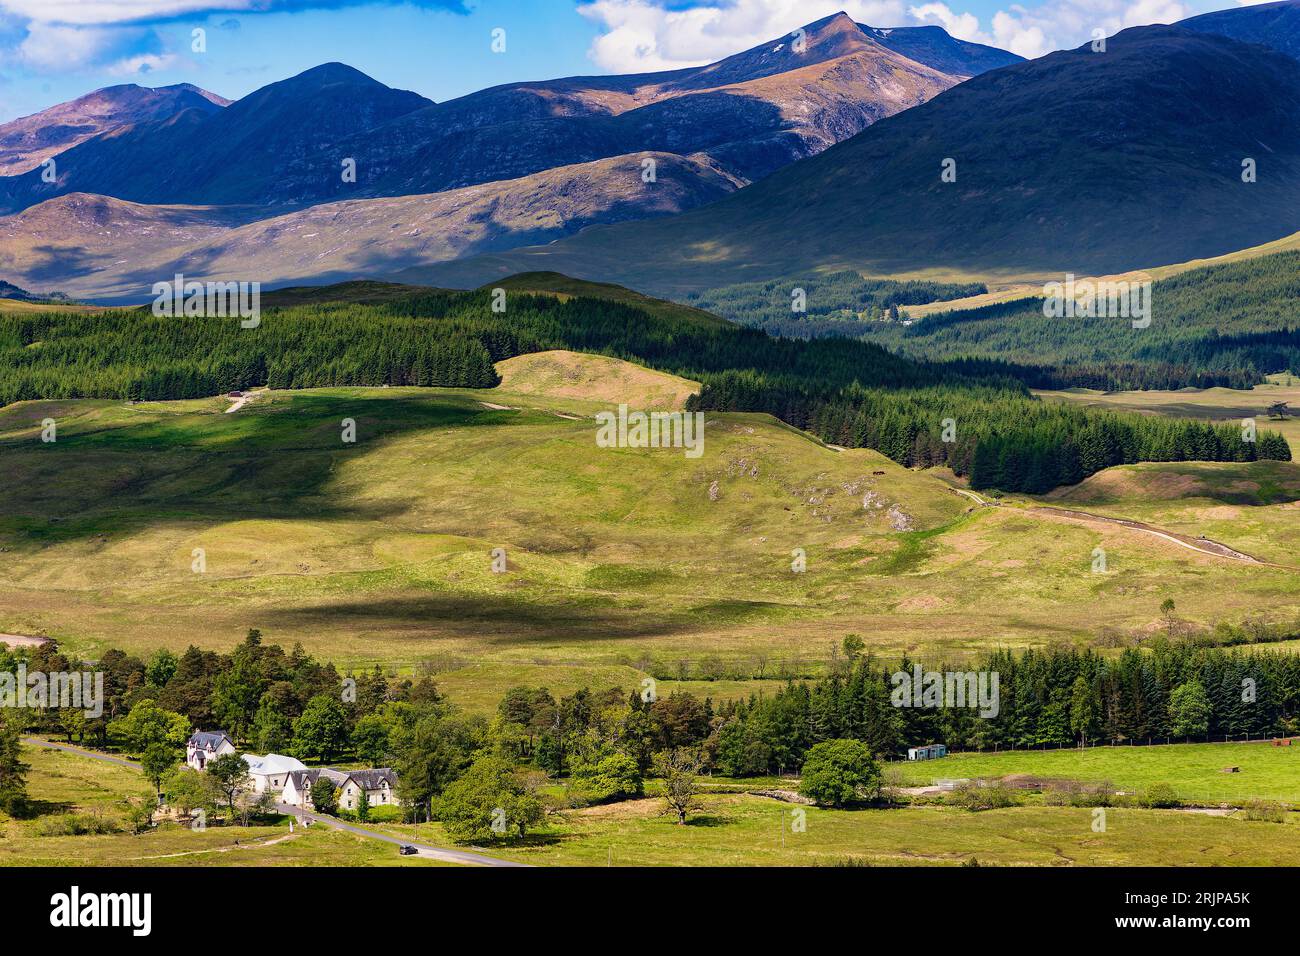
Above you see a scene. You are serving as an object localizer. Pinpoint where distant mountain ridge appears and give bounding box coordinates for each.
[0,12,1028,300]
[392,24,1300,294]
[0,63,431,211]
[0,13,1017,215]
[0,83,229,177]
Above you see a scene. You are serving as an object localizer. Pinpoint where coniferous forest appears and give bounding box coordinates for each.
[711,640,1300,774]
[1,285,1289,493]
[690,251,1300,391]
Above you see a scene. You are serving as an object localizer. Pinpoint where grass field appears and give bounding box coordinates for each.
[892,741,1300,804]
[13,742,1300,867]
[0,745,443,867]
[3,352,1299,687]
[375,793,1300,867]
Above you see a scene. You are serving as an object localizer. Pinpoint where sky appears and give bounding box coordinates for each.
[0,0,1269,122]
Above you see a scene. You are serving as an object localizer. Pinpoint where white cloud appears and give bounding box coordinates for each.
[580,0,1199,71]
[908,2,982,40]
[0,0,469,27]
[15,22,117,70]
[983,0,1191,58]
[108,51,180,74]
[0,2,245,26]
[577,0,907,72]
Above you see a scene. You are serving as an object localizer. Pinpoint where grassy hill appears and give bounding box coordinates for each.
[3,366,1298,676]
[496,350,701,409]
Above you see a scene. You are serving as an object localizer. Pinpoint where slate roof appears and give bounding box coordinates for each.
[344,768,397,790]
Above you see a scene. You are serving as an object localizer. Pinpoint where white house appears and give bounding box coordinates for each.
[282,767,398,811]
[338,769,398,811]
[185,731,235,771]
[281,768,348,809]
[241,753,308,794]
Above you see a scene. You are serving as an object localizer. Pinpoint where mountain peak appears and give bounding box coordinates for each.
[289,62,380,86]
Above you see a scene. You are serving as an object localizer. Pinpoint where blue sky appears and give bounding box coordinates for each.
[0,0,1256,122]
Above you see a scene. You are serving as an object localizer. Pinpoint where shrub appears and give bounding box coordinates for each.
[798,739,880,807]
[1141,783,1181,809]
[948,782,1018,811]
[1045,779,1114,807]
[570,753,643,805]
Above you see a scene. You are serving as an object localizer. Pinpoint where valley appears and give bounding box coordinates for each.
[1,2,1298,887]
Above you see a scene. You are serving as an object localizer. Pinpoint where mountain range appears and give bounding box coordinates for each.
[2,5,1298,301]
[0,13,1020,300]
[410,21,1300,293]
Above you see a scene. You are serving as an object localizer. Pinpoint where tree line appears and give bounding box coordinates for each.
[3,286,1289,492]
[874,251,1300,390]
[690,377,1290,493]
[683,270,986,339]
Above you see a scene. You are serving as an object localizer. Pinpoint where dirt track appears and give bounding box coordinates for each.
[947,487,1293,571]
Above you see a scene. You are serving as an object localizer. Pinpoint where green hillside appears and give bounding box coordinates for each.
[689,250,1300,392]
[880,251,1300,390]
[1,274,1289,495]
[3,372,1298,674]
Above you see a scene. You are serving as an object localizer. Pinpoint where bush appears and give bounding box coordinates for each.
[1045,780,1114,808]
[569,753,643,805]
[1141,783,1181,809]
[947,782,1018,811]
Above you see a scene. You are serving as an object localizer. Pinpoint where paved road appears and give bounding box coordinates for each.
[23,737,526,867]
[274,803,529,867]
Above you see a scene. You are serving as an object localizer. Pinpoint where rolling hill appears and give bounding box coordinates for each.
[0,151,740,302]
[403,24,1300,294]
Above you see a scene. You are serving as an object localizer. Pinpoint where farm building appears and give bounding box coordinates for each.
[907,743,948,761]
